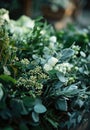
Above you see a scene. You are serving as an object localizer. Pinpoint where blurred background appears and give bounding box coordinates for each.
[0,0,90,30]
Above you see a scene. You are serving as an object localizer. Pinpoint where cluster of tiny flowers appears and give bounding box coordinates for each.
[16,66,49,97]
[21,58,30,65]
[72,45,80,56]
[55,62,73,74]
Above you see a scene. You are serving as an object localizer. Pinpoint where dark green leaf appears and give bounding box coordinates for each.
[45,117,58,128]
[23,96,35,108]
[10,99,28,116]
[55,98,68,111]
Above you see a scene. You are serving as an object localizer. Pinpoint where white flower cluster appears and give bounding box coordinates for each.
[72,45,80,55]
[55,62,73,74]
[43,57,58,72]
[21,58,30,65]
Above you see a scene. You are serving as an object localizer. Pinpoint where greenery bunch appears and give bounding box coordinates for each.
[0,8,90,130]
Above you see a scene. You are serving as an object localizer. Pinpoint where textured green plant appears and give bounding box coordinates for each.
[0,8,90,130]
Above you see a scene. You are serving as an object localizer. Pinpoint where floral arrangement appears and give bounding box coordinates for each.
[0,8,90,130]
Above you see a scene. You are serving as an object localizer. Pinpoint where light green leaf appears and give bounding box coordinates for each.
[60,48,74,61]
[0,83,4,100]
[56,72,66,82]
[34,104,47,114]
[32,111,39,122]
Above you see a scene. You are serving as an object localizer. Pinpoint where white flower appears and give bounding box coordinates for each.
[55,64,66,74]
[40,30,46,35]
[21,58,30,65]
[55,62,73,74]
[48,57,58,67]
[43,64,53,72]
[49,36,57,43]
[3,13,9,21]
[49,42,55,49]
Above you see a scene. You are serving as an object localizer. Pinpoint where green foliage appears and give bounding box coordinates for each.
[0,8,90,130]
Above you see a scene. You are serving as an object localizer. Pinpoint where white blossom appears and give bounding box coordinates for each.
[55,63,73,74]
[43,63,53,72]
[21,58,30,65]
[40,30,46,35]
[49,36,57,43]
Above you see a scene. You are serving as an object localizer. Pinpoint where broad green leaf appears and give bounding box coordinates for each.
[60,48,74,61]
[10,99,28,116]
[55,98,68,111]
[34,104,47,114]
[23,96,35,108]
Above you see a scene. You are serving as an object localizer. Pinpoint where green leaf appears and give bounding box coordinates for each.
[55,98,68,111]
[23,96,35,109]
[0,75,16,84]
[10,99,28,116]
[32,111,39,122]
[45,117,58,128]
[0,83,4,100]
[56,72,66,82]
[60,48,74,61]
[34,104,47,114]
[63,84,79,96]
[0,108,12,119]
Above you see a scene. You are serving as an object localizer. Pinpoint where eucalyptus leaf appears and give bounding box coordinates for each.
[34,104,47,114]
[60,48,74,61]
[54,81,64,89]
[32,111,39,122]
[55,98,68,111]
[56,72,66,82]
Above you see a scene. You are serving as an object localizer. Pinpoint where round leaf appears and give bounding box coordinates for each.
[34,104,47,114]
